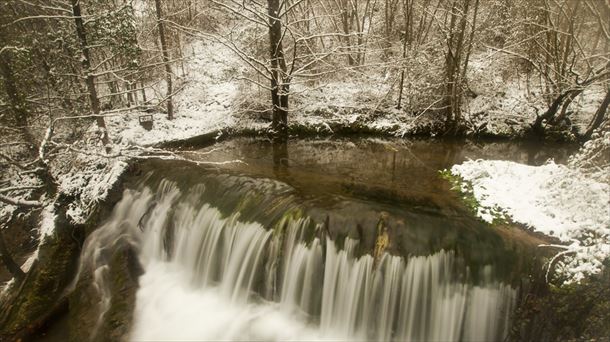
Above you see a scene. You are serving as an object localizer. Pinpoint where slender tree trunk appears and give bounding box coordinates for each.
[340,1,355,66]
[397,0,412,110]
[140,80,147,103]
[109,81,121,107]
[584,87,610,140]
[444,0,471,135]
[154,0,174,120]
[268,0,289,139]
[0,51,35,146]
[396,38,407,110]
[126,82,134,106]
[71,0,111,151]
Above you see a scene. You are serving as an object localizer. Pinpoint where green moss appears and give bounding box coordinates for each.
[0,214,81,340]
[439,169,509,225]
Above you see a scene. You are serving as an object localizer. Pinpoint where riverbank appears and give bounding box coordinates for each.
[449,137,610,284]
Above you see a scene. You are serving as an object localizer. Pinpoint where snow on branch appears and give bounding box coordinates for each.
[0,194,42,208]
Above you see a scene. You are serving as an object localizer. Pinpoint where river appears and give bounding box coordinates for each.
[43,137,575,341]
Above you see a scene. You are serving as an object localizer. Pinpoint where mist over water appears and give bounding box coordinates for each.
[97,178,517,341]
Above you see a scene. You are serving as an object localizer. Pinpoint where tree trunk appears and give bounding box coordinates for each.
[0,50,35,147]
[126,82,134,106]
[154,0,174,120]
[442,0,475,135]
[552,88,584,125]
[140,80,147,103]
[340,1,355,66]
[268,0,289,140]
[396,0,411,110]
[0,227,24,282]
[396,38,407,110]
[71,0,111,151]
[532,90,574,135]
[583,87,610,140]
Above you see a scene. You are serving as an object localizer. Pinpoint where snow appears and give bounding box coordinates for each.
[19,204,56,274]
[451,159,610,283]
[59,156,128,225]
[0,171,43,221]
[107,40,241,147]
[568,131,610,183]
[464,50,606,137]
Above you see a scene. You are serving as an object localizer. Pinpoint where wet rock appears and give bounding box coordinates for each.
[68,242,141,342]
[0,204,81,341]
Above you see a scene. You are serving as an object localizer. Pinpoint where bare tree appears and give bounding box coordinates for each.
[491,0,609,137]
[443,0,480,134]
[268,0,289,138]
[154,0,175,120]
[71,0,111,150]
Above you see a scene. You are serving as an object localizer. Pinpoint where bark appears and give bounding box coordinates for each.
[583,87,610,140]
[444,0,471,134]
[0,48,35,146]
[0,194,42,208]
[553,88,583,125]
[340,1,355,66]
[71,0,111,151]
[532,66,610,135]
[396,36,407,109]
[140,80,147,103]
[268,0,289,140]
[0,227,24,281]
[154,0,174,120]
[126,82,134,106]
[532,90,577,135]
[396,0,412,109]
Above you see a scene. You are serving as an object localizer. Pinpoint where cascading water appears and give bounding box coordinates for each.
[86,176,516,341]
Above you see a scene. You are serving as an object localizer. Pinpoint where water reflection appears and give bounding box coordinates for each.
[272,141,289,180]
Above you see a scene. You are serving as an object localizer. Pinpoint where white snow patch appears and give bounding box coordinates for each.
[59,157,128,225]
[451,159,610,283]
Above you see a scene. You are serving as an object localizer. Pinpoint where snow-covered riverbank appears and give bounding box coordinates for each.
[450,133,610,283]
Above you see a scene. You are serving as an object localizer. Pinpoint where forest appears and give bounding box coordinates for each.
[0,0,609,341]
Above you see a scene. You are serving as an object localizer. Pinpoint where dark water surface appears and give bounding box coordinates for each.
[35,137,576,341]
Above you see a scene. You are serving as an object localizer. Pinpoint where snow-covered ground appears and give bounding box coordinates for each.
[464,51,607,138]
[107,40,242,147]
[450,133,610,283]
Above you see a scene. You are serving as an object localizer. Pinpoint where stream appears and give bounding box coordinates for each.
[58,138,575,341]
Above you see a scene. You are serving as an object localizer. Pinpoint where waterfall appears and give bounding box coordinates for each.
[83,181,516,341]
